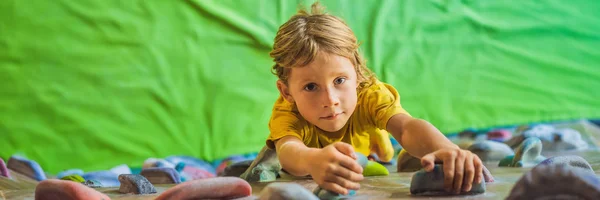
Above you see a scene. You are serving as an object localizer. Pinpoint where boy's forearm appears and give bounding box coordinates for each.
[275,138,318,176]
[387,115,458,158]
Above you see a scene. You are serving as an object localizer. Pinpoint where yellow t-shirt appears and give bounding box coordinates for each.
[266,80,410,158]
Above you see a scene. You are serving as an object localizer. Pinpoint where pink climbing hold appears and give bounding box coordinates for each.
[182,166,215,180]
[35,179,111,200]
[0,159,10,178]
[487,129,512,142]
[155,177,252,200]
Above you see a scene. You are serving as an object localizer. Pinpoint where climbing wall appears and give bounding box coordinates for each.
[1,0,599,174]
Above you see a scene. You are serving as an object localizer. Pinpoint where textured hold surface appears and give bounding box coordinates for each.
[7,156,47,181]
[118,174,157,194]
[363,161,389,176]
[259,182,319,200]
[60,175,85,183]
[506,163,600,200]
[500,137,546,167]
[0,159,10,178]
[539,155,594,173]
[486,129,513,142]
[396,149,423,172]
[140,167,181,184]
[467,141,514,162]
[180,165,215,181]
[35,179,111,200]
[155,177,252,200]
[240,146,281,182]
[410,164,486,196]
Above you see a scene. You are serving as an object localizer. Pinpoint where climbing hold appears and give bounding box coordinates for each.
[57,169,84,179]
[240,146,280,182]
[83,179,103,188]
[35,179,111,200]
[259,182,319,200]
[410,164,485,196]
[363,161,389,176]
[60,175,85,183]
[82,171,120,187]
[467,141,514,162]
[7,155,46,181]
[506,163,600,199]
[118,174,157,194]
[155,177,252,200]
[0,159,10,178]
[499,137,546,167]
[222,160,253,177]
[486,129,512,142]
[313,187,356,200]
[140,167,181,184]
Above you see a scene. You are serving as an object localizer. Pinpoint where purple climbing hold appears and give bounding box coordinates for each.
[506,163,600,200]
[140,167,181,184]
[0,159,10,178]
[7,156,46,181]
[118,174,157,194]
[259,182,319,200]
[539,155,593,173]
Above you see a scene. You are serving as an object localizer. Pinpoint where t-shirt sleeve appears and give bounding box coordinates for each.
[266,96,305,150]
[363,82,411,130]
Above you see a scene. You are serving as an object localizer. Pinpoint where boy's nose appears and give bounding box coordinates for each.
[322,89,340,108]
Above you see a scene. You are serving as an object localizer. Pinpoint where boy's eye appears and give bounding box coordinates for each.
[334,77,346,84]
[304,83,317,91]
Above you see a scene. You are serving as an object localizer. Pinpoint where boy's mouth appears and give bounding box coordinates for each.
[321,112,343,120]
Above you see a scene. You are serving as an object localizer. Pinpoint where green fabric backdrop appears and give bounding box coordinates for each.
[1,0,599,173]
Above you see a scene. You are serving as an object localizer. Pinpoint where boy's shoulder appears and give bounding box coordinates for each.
[358,80,400,98]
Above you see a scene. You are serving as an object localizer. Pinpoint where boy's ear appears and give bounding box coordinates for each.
[277,80,294,103]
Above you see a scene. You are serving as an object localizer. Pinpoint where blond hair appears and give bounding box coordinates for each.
[269,1,376,89]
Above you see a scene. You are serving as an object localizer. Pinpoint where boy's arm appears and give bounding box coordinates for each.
[274,136,316,176]
[385,114,459,157]
[385,113,483,194]
[274,136,364,195]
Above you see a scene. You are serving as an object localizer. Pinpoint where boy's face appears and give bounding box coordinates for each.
[277,53,358,132]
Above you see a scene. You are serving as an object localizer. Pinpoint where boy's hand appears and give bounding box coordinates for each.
[420,148,483,194]
[308,142,364,195]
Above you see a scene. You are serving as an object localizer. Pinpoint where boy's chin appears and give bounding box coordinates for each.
[316,122,346,133]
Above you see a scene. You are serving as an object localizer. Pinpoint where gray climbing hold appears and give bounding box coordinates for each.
[259,182,319,200]
[240,146,281,182]
[313,187,356,200]
[410,164,486,196]
[118,174,157,194]
[140,167,181,184]
[506,163,600,200]
[222,160,253,177]
[467,141,514,162]
[499,137,546,167]
[539,155,594,173]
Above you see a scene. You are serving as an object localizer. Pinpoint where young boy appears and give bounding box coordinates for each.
[265,2,483,195]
